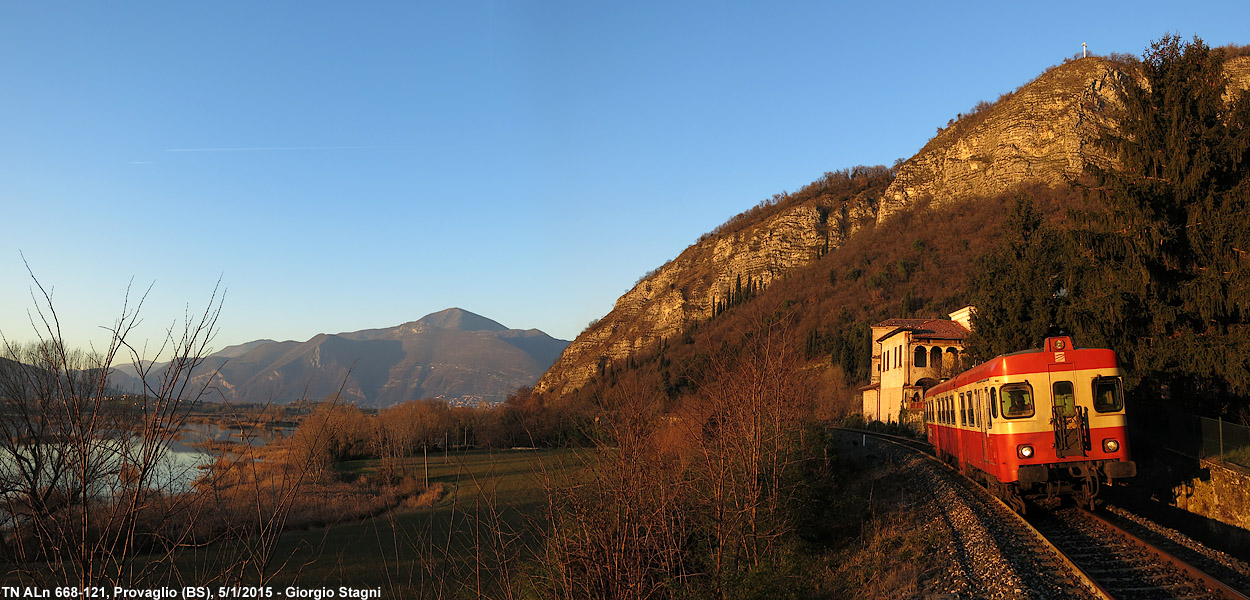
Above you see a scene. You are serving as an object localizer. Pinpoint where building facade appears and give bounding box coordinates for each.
[860,307,972,424]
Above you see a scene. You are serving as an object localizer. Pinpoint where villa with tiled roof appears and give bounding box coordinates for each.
[861,306,973,423]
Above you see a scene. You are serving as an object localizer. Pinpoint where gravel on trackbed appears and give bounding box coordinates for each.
[834,431,1098,600]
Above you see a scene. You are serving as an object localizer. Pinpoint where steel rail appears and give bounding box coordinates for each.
[847,427,1250,599]
[839,427,1113,600]
[1079,508,1250,600]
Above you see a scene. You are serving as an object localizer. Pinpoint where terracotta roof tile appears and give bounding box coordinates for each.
[873,318,932,328]
[873,318,969,342]
[913,319,970,340]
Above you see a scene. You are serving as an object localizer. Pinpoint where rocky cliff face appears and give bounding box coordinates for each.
[1226,56,1250,98]
[536,182,883,397]
[877,57,1129,222]
[536,56,1250,399]
[878,55,1250,222]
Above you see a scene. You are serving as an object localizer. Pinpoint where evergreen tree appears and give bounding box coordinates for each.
[967,195,1073,361]
[1074,35,1250,412]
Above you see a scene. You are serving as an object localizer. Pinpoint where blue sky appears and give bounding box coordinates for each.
[3,1,1249,359]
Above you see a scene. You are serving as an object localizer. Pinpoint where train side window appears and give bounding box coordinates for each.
[1000,383,1035,418]
[1093,377,1124,413]
[958,393,965,426]
[972,390,980,426]
[990,388,998,420]
[969,390,976,426]
[1053,381,1076,417]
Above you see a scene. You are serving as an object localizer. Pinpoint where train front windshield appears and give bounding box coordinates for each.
[1001,384,1034,418]
[1093,376,1124,412]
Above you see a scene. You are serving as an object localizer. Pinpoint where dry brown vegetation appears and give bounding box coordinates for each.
[0,177,1078,594]
[0,274,230,587]
[490,182,1088,597]
[529,300,829,599]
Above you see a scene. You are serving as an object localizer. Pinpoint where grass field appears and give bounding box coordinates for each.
[244,448,585,592]
[0,448,583,591]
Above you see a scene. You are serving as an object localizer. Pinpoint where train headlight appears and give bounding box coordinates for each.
[1103,438,1120,453]
[1017,444,1034,459]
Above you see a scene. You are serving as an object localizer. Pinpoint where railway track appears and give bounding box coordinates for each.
[840,428,1250,599]
[1027,504,1250,600]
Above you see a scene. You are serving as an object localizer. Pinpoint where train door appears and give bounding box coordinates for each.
[986,386,1000,467]
[977,386,993,468]
[1047,365,1088,458]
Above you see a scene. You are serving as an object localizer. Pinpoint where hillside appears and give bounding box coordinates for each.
[536,54,1250,400]
[112,308,568,406]
[535,167,889,397]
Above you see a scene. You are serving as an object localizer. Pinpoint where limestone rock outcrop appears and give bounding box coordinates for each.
[877,57,1129,222]
[535,202,853,397]
[536,56,1250,399]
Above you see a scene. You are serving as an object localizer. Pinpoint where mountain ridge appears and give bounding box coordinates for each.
[110,308,567,406]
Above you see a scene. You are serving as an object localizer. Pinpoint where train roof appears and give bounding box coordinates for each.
[925,336,1120,397]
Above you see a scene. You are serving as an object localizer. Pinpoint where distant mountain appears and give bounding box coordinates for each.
[415,308,507,332]
[111,308,568,407]
[211,339,279,359]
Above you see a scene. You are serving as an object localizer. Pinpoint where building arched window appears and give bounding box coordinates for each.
[946,347,960,372]
[914,346,927,368]
[931,346,943,370]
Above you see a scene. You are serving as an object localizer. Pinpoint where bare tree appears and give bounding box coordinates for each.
[685,300,816,593]
[0,267,223,587]
[539,371,690,600]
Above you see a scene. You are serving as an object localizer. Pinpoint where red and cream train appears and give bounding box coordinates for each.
[923,336,1136,510]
